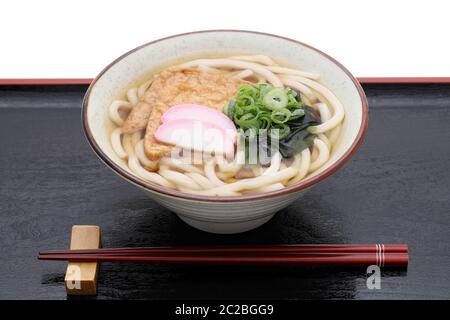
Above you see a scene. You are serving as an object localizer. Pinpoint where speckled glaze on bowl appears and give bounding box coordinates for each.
[83,30,368,234]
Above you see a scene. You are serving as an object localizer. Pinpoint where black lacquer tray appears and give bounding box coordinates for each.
[0,82,449,299]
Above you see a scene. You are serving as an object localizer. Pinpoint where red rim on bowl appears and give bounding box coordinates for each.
[82,30,369,203]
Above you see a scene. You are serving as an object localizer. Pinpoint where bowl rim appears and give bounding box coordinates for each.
[82,29,369,203]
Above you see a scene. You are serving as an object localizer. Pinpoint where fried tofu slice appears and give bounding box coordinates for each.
[122,68,244,160]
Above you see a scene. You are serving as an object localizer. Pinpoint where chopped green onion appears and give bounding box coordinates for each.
[237,95,255,106]
[286,87,297,98]
[238,84,258,98]
[234,112,259,130]
[263,88,288,110]
[223,99,236,119]
[258,112,272,130]
[240,104,259,116]
[290,108,305,119]
[257,83,271,100]
[271,108,291,124]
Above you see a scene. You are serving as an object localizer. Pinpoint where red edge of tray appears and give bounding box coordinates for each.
[0,77,450,85]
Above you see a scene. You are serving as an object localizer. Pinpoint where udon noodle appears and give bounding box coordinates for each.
[108,55,344,196]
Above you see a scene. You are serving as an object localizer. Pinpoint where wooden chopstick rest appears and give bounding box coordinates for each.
[64,225,101,295]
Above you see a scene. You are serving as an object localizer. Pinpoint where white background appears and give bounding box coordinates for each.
[1,0,449,78]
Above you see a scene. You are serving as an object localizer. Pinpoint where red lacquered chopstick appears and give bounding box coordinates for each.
[39,244,408,256]
[38,252,408,268]
[38,244,408,268]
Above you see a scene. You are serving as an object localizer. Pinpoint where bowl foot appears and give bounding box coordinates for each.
[177,214,276,234]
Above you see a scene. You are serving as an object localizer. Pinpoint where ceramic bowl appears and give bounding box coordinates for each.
[83,30,368,234]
